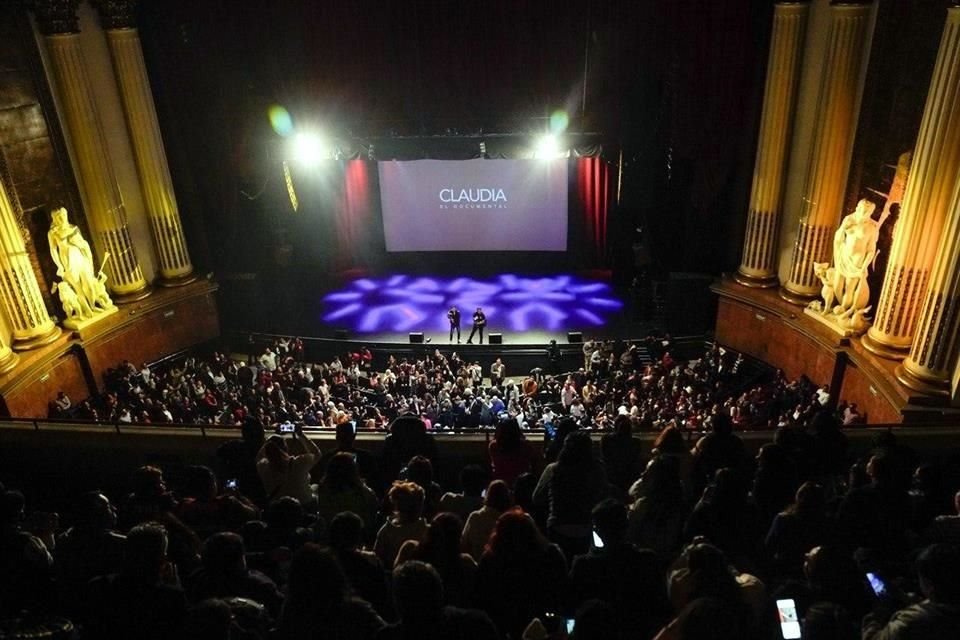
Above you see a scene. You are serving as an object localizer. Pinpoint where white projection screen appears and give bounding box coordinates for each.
[378,159,568,251]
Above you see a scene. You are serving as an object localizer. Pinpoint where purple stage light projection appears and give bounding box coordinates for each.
[322,274,624,335]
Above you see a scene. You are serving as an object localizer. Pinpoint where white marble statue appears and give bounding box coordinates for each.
[48,207,114,323]
[808,199,888,334]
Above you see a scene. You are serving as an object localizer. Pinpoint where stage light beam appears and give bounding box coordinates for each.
[534,134,561,160]
[292,131,328,167]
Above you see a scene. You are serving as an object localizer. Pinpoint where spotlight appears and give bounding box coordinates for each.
[292,131,327,167]
[534,134,561,159]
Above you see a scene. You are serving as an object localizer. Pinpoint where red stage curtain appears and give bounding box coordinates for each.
[576,156,612,264]
[335,159,374,269]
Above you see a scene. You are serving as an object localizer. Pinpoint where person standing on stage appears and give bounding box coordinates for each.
[466,307,486,344]
[447,306,462,343]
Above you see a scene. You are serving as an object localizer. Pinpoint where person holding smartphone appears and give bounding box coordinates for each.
[256,422,322,509]
[861,543,960,639]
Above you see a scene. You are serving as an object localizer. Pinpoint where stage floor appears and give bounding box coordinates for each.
[317,271,638,345]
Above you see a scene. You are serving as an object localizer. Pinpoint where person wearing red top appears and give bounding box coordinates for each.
[488,419,539,488]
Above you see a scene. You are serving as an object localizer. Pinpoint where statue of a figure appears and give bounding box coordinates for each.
[47,208,114,319]
[808,198,888,334]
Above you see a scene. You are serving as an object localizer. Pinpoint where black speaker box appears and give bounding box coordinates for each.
[334,329,349,340]
[488,333,503,344]
[567,331,583,343]
[409,332,424,343]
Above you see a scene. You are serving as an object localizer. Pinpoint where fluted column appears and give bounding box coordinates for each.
[96,0,195,284]
[0,178,61,350]
[897,165,960,395]
[863,5,960,359]
[0,335,18,375]
[781,1,872,304]
[32,0,150,300]
[736,1,810,288]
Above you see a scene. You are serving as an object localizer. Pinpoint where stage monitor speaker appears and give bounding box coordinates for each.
[567,331,583,343]
[334,329,349,340]
[488,333,503,344]
[409,332,424,344]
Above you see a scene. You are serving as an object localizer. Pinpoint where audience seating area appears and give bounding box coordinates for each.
[4,338,960,639]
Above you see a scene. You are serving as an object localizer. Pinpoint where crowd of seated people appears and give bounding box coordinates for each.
[3,401,959,639]
[47,334,867,434]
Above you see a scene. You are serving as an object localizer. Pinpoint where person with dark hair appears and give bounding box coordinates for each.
[684,468,763,566]
[328,511,392,619]
[627,456,687,561]
[533,430,609,559]
[837,454,912,560]
[439,465,488,522]
[751,443,800,529]
[396,512,477,607]
[217,416,267,504]
[862,543,960,639]
[381,416,438,484]
[489,418,539,487]
[403,455,443,519]
[474,510,568,639]
[0,489,54,618]
[186,532,283,618]
[663,543,763,637]
[55,491,125,613]
[119,465,202,576]
[690,413,746,495]
[315,421,379,491]
[447,306,462,343]
[600,414,645,492]
[315,452,379,541]
[275,543,384,640]
[466,307,486,344]
[570,499,671,639]
[544,416,580,464]
[461,480,513,561]
[175,465,259,539]
[764,481,834,578]
[377,560,498,640]
[374,481,428,568]
[256,424,322,509]
[85,523,187,640]
[648,424,696,501]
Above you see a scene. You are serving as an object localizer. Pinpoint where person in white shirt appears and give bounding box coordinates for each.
[256,423,322,507]
[815,385,831,406]
[491,358,506,387]
[259,348,278,372]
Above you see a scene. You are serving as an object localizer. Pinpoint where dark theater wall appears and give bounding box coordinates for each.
[0,6,86,314]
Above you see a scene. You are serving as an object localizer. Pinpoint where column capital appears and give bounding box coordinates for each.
[93,0,140,31]
[29,0,82,36]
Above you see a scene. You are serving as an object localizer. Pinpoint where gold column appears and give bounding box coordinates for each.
[0,335,18,375]
[32,0,150,300]
[96,0,194,284]
[781,1,872,304]
[736,1,810,288]
[863,5,960,359]
[897,165,960,396]
[0,178,61,350]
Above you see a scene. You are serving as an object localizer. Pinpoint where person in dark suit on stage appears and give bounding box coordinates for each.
[466,307,487,344]
[447,306,461,343]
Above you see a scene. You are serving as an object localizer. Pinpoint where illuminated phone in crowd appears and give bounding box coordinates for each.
[565,618,575,635]
[866,572,887,598]
[225,478,238,490]
[592,530,604,549]
[279,422,296,433]
[775,598,801,639]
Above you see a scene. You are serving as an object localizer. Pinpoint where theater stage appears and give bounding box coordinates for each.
[313,271,636,346]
